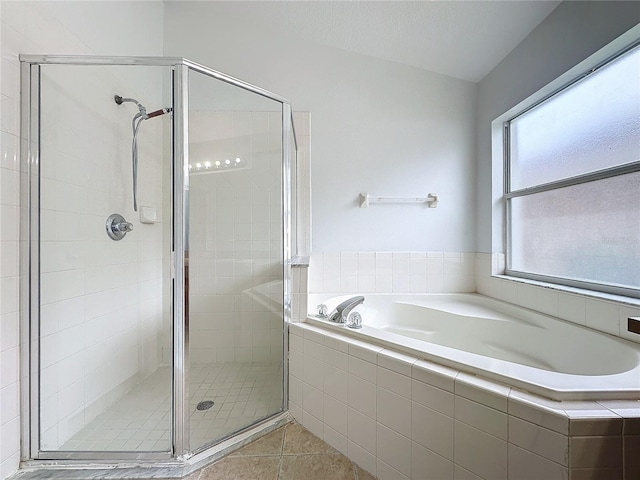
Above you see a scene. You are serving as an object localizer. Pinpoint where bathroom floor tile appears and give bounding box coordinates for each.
[355,464,377,480]
[195,422,376,480]
[10,422,376,480]
[279,454,355,480]
[282,422,338,455]
[230,425,285,456]
[198,455,281,480]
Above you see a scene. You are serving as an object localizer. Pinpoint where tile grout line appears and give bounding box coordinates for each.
[277,423,286,479]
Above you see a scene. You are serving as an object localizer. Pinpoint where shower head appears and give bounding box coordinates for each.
[114,95,142,108]
[115,93,172,213]
[115,95,171,119]
[115,94,147,118]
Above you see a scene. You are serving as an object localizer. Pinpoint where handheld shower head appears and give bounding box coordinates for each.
[115,95,141,107]
[114,94,147,117]
[115,93,172,213]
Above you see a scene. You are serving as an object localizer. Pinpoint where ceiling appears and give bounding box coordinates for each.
[200,1,561,83]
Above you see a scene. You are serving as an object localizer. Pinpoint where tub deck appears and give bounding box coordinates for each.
[307,293,640,401]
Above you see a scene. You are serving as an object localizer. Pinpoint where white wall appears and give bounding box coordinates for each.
[475,1,640,254]
[163,1,478,254]
[0,1,164,476]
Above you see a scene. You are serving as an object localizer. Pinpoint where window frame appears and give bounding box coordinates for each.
[503,39,640,299]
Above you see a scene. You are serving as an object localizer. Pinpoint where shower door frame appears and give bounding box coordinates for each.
[20,55,292,463]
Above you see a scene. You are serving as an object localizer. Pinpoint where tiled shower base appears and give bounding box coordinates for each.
[60,361,283,452]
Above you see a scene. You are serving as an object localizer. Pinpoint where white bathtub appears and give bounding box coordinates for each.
[306,293,640,400]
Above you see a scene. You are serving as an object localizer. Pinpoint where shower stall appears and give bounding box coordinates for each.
[19,55,295,471]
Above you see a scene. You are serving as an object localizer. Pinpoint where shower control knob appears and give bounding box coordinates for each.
[116,221,134,233]
[106,213,134,241]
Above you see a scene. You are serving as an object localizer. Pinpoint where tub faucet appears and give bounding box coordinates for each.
[329,296,365,324]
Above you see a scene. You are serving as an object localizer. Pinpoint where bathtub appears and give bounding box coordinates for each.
[306,293,640,400]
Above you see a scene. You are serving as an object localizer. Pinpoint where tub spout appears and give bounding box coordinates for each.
[329,296,364,324]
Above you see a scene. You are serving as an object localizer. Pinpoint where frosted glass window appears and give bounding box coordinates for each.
[510,46,640,191]
[510,172,640,290]
[506,42,640,296]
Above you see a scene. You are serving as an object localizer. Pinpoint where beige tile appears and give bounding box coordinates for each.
[507,444,567,480]
[569,436,622,468]
[412,359,457,393]
[454,395,507,440]
[626,466,640,480]
[230,425,285,456]
[454,421,507,479]
[376,423,411,478]
[199,455,280,480]
[412,378,453,416]
[625,436,640,468]
[509,416,569,466]
[412,401,454,460]
[376,458,409,480]
[508,389,569,435]
[279,454,356,480]
[283,422,338,455]
[569,467,623,480]
[455,372,510,412]
[348,440,377,477]
[411,441,453,480]
[355,463,377,480]
[569,417,622,437]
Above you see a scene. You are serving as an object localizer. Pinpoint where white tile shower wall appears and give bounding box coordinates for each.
[1,1,164,474]
[38,65,168,451]
[308,251,475,297]
[289,323,640,479]
[189,111,288,364]
[475,253,640,344]
[188,111,310,361]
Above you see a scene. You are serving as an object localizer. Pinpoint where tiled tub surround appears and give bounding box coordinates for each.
[307,294,640,400]
[475,253,640,345]
[291,263,309,322]
[289,323,640,479]
[308,252,476,296]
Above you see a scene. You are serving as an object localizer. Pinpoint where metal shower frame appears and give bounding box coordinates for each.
[19,55,293,467]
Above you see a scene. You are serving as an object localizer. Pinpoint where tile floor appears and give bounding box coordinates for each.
[175,422,377,480]
[11,422,376,479]
[60,362,282,452]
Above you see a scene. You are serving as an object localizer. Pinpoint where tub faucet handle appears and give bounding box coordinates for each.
[348,312,362,329]
[317,304,328,318]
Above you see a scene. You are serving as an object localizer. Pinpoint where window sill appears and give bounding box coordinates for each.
[492,274,640,308]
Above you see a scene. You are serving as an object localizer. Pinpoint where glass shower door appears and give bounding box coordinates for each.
[186,70,285,451]
[36,64,174,453]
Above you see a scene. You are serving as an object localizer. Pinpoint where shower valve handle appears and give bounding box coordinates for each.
[115,221,134,233]
[106,213,133,241]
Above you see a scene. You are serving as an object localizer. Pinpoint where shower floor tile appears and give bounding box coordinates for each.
[59,361,282,452]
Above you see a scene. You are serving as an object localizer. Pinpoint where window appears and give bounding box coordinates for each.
[504,42,640,298]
